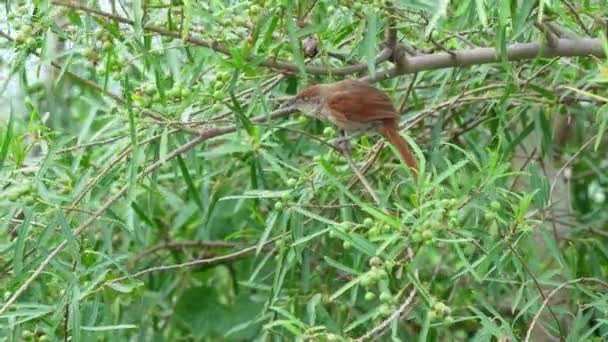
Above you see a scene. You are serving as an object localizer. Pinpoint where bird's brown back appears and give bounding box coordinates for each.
[324,80,399,125]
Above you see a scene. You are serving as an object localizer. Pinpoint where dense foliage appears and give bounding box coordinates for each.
[1,0,607,341]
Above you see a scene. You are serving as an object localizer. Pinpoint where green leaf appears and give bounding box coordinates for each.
[174,286,262,339]
[364,9,377,76]
[58,213,80,263]
[0,111,13,170]
[70,286,81,342]
[474,0,487,27]
[181,0,192,40]
[329,272,369,301]
[257,211,279,255]
[176,155,204,212]
[13,208,33,277]
[291,227,330,247]
[285,17,307,81]
[595,104,608,151]
[229,91,254,135]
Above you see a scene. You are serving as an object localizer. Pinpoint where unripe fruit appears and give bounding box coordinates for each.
[379,304,391,316]
[363,218,374,228]
[286,178,297,187]
[369,256,382,267]
[379,291,391,303]
[323,126,335,137]
[364,291,376,301]
[342,241,352,250]
[274,201,284,210]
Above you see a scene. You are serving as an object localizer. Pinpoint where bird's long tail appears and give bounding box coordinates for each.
[380,121,419,177]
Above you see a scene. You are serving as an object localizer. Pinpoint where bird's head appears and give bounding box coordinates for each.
[284,85,323,114]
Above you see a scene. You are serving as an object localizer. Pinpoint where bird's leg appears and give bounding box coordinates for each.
[336,130,382,206]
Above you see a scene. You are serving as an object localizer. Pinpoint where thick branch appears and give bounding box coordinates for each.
[366,38,605,82]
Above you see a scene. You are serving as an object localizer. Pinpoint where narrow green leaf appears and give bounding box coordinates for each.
[0,111,13,169]
[176,155,204,211]
[257,211,279,255]
[474,0,487,27]
[330,272,368,301]
[13,208,33,277]
[70,286,81,342]
[323,256,360,276]
[364,9,377,76]
[58,213,80,263]
[285,17,307,81]
[291,227,330,247]
[181,0,192,40]
[594,104,608,151]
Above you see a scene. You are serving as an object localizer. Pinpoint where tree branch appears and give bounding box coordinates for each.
[51,0,393,77]
[366,38,605,82]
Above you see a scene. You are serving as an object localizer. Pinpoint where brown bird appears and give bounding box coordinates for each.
[287,79,419,177]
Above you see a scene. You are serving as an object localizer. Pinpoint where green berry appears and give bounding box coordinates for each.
[369,256,383,267]
[444,315,454,325]
[422,229,433,240]
[180,87,192,97]
[411,232,422,243]
[102,40,113,51]
[323,126,335,138]
[490,200,501,210]
[286,178,297,187]
[342,241,352,250]
[379,291,392,303]
[281,191,290,201]
[377,269,388,279]
[379,304,391,316]
[339,222,352,230]
[363,218,374,228]
[326,333,339,341]
[297,115,308,124]
[94,27,104,40]
[360,275,371,287]
[274,201,284,210]
[364,291,376,301]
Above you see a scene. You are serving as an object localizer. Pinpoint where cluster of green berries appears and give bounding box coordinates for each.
[10,5,41,49]
[428,300,454,324]
[484,200,501,221]
[273,178,299,211]
[361,256,398,317]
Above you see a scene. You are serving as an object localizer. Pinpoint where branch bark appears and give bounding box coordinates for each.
[366,38,605,82]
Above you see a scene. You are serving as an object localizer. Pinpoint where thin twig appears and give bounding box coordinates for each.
[107,236,280,285]
[355,286,417,341]
[524,277,608,342]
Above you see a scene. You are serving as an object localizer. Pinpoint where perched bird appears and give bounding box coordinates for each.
[287,79,418,176]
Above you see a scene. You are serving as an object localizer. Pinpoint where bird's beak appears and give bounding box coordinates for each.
[281,97,298,111]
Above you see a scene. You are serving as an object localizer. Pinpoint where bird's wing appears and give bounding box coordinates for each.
[325,82,398,124]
